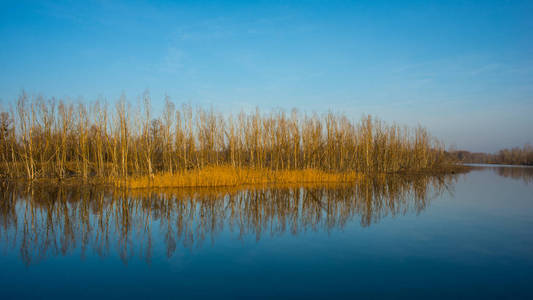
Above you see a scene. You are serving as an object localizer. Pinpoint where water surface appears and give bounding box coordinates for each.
[1,166,532,299]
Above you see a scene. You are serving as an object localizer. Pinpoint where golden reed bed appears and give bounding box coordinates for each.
[114,166,364,189]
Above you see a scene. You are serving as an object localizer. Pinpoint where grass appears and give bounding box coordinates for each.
[114,165,365,189]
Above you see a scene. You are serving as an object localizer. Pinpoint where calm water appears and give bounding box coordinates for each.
[1,166,532,299]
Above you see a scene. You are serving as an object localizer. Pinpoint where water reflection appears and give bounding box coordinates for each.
[0,175,459,266]
[469,164,533,184]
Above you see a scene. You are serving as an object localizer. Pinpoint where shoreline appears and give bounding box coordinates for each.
[1,165,467,189]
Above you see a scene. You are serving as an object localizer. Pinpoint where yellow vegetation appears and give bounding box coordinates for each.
[116,165,364,188]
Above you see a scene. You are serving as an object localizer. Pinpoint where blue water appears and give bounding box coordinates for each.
[1,166,532,299]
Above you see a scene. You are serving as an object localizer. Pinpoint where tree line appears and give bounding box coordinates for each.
[451,144,533,166]
[0,92,452,181]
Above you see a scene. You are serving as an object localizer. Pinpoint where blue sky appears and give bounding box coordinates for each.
[1,0,532,152]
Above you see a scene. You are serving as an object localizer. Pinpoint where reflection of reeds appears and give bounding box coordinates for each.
[0,174,458,265]
[0,93,454,185]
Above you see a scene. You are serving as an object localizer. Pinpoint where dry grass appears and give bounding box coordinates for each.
[115,165,364,189]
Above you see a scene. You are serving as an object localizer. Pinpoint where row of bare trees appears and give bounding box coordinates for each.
[0,92,451,180]
[451,144,533,166]
[494,145,533,165]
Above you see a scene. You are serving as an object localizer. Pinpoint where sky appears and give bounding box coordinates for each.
[0,0,532,152]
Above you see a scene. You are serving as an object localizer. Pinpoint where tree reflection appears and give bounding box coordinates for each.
[470,165,533,184]
[494,167,533,184]
[0,175,458,266]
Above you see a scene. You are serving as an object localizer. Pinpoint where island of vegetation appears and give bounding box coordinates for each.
[0,92,458,188]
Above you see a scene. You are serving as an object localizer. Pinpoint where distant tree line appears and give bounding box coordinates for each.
[451,144,533,166]
[0,92,452,181]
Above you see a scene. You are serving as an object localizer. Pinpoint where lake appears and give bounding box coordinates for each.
[1,165,532,299]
